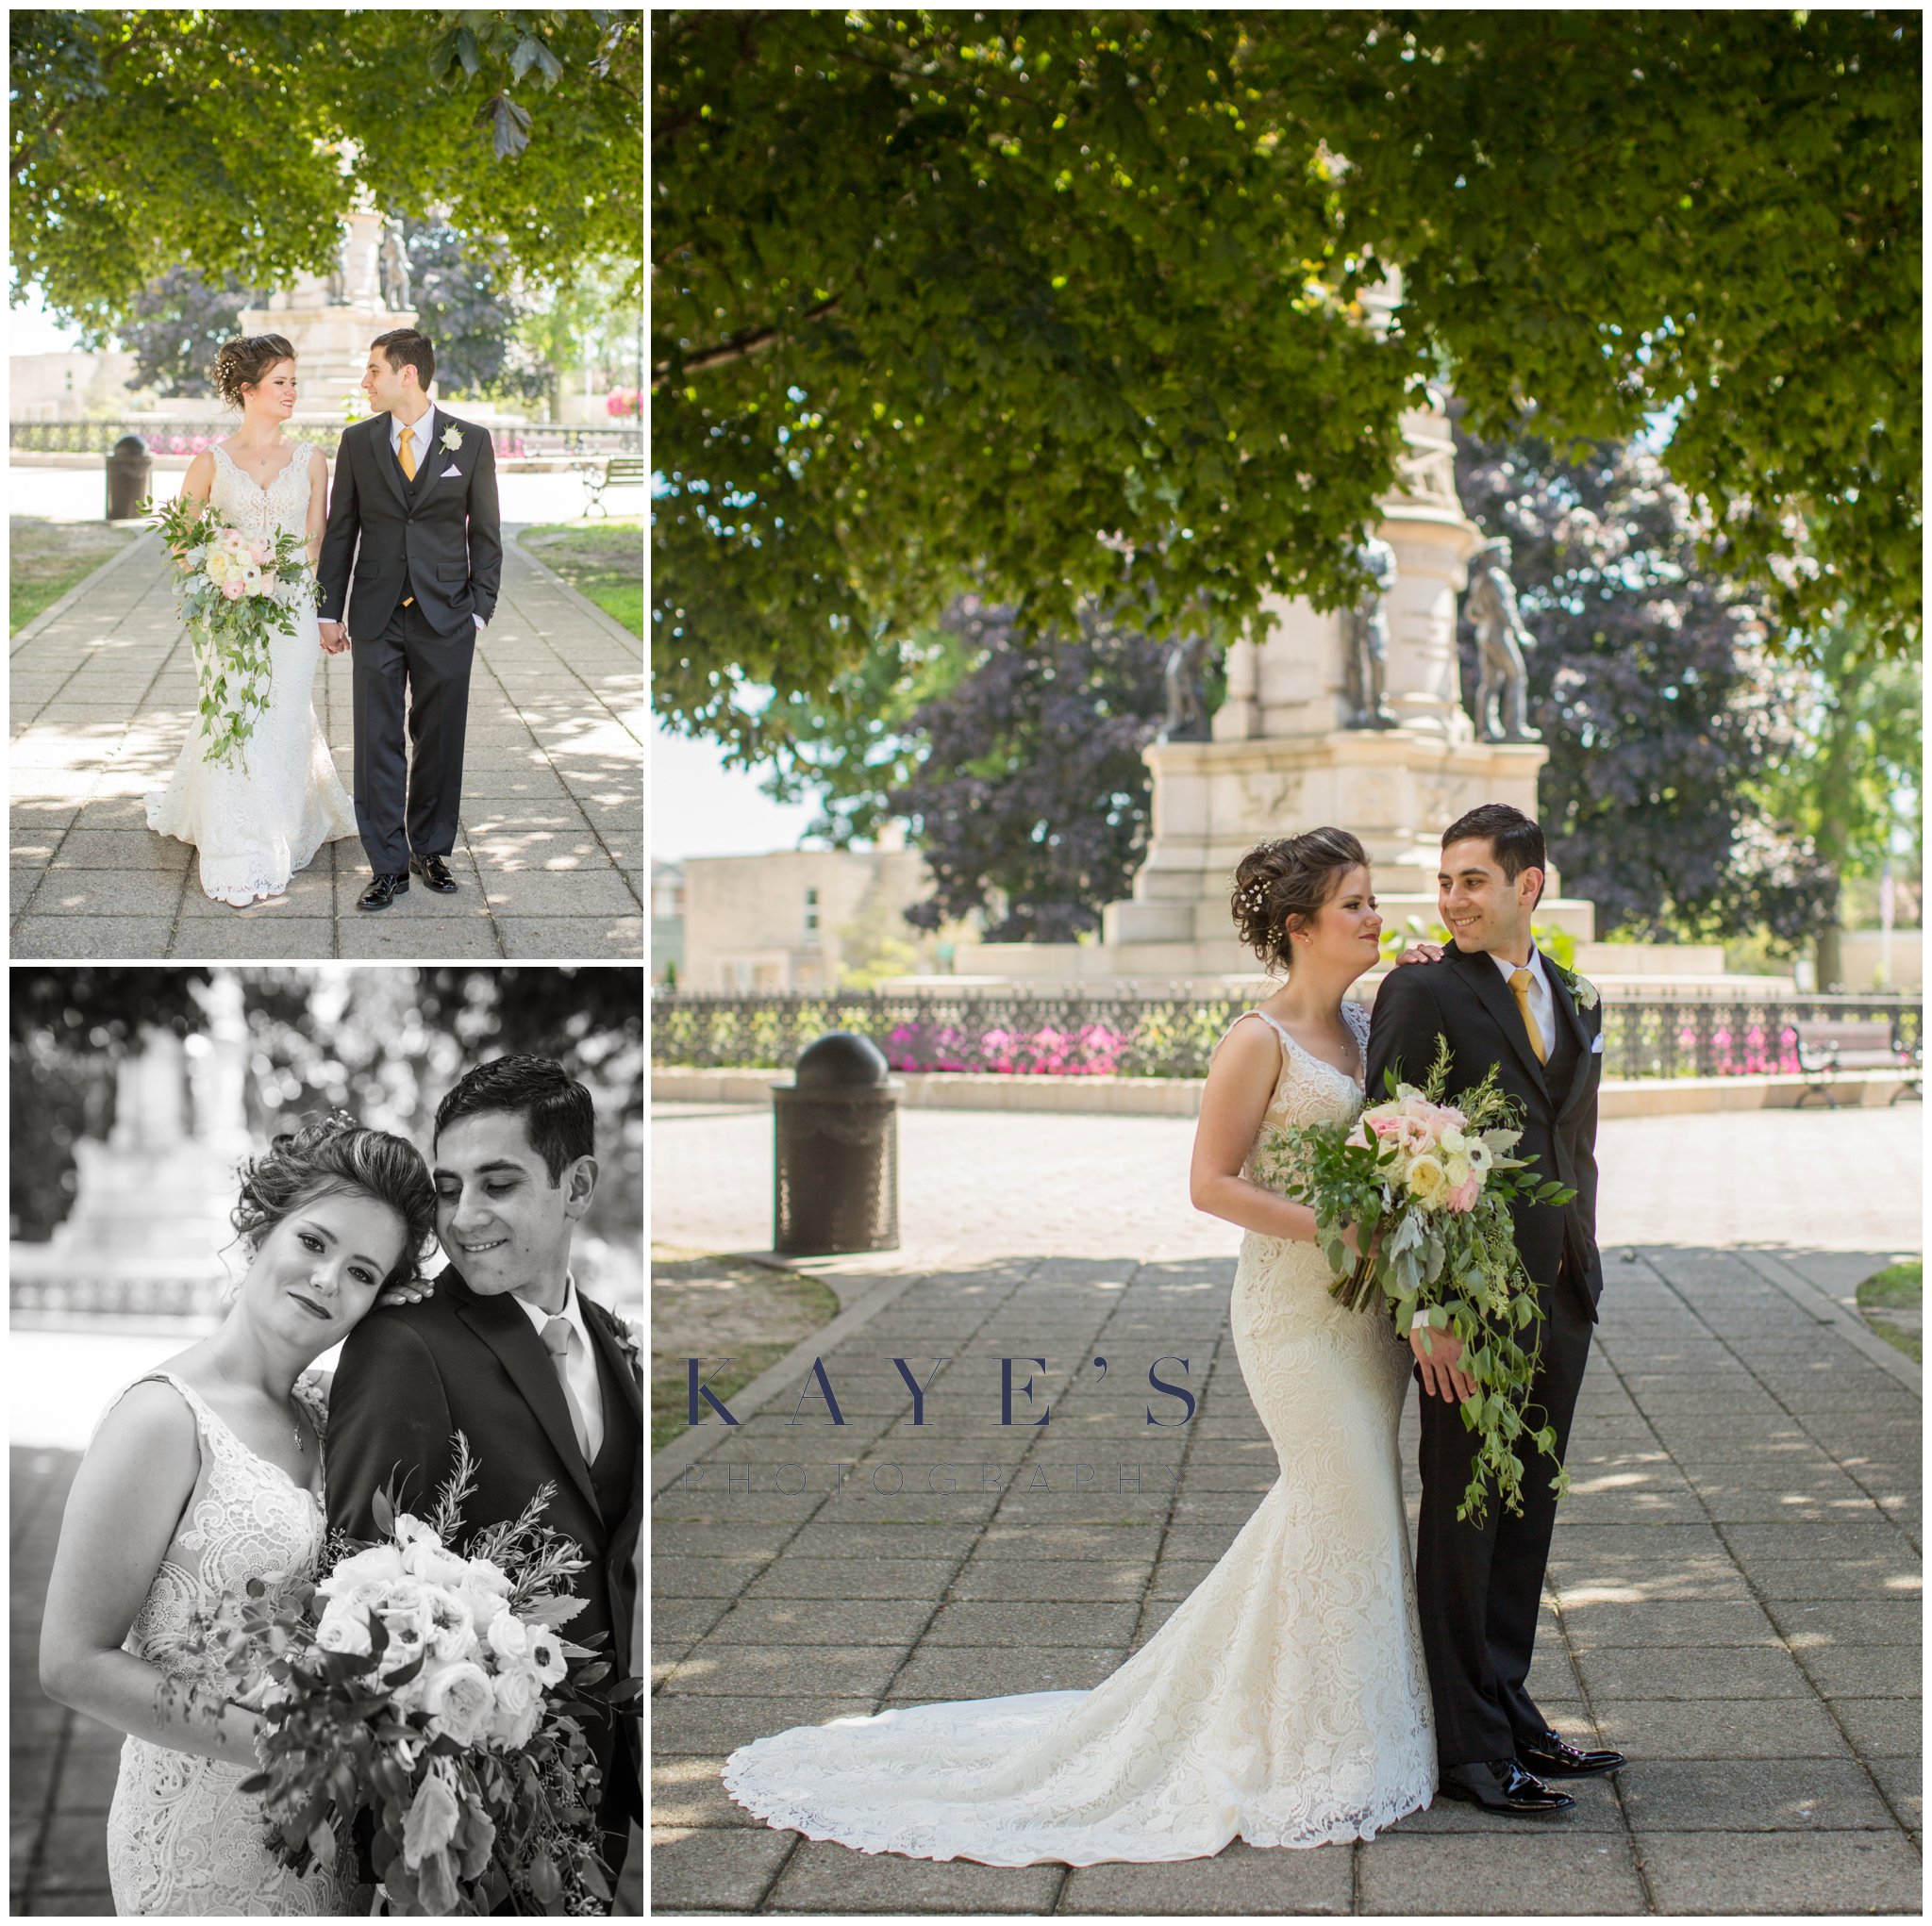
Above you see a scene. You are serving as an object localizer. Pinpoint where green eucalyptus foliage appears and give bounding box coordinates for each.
[654,10,1919,760]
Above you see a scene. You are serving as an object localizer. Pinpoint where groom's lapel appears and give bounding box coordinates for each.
[446,1270,602,1516]
[1449,942,1551,1104]
[584,1298,643,1424]
[1545,960,1595,1124]
[372,414,413,513]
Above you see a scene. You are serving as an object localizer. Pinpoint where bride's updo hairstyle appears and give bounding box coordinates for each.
[227,1114,436,1298]
[211,333,297,410]
[1231,828,1371,972]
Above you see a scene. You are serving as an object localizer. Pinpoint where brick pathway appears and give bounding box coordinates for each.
[9,528,641,958]
[651,1244,1921,1914]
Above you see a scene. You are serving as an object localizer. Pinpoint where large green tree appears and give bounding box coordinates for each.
[123,268,262,397]
[655,9,1919,762]
[10,8,642,344]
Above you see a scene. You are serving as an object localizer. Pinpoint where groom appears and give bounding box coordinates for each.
[317,328,502,912]
[327,1054,642,1894]
[1366,803,1625,1817]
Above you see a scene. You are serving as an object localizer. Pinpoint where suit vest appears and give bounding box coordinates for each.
[1541,976,1580,1102]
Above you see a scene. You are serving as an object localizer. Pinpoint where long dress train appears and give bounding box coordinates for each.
[144,441,356,905]
[721,1000,1436,1865]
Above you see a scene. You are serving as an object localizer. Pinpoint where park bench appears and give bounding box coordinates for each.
[1792,1018,1921,1107]
[576,454,646,516]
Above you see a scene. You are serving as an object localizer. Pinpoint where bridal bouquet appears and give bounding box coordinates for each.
[1253,1037,1576,1524]
[141,490,322,771]
[186,1436,629,1914]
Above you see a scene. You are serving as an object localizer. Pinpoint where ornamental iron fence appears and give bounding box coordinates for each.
[10,420,642,458]
[654,989,1924,1084]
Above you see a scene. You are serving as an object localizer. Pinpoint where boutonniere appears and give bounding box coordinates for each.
[608,1313,642,1378]
[440,425,462,454]
[1546,955,1599,1012]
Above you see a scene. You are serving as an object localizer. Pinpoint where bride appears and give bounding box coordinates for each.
[724,827,1443,1864]
[39,1117,436,1915]
[144,332,357,905]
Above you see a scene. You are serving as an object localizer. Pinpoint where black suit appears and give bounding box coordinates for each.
[316,410,502,874]
[326,1268,642,1888]
[1366,942,1604,1768]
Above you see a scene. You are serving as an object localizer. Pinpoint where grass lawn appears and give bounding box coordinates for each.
[651,1247,841,1453]
[518,519,641,638]
[1857,1258,1922,1363]
[11,517,142,635]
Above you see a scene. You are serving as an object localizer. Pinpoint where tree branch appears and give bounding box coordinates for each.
[653,293,841,387]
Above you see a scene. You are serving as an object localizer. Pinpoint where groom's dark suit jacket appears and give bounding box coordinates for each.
[1366,941,1604,1315]
[317,410,502,643]
[1367,939,1607,1768]
[325,1267,642,1836]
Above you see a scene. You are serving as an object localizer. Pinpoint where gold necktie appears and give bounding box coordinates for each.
[1509,967,1547,1064]
[398,426,417,605]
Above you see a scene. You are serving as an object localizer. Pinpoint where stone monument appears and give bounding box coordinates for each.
[922,263,1614,988]
[11,976,254,1319]
[240,192,420,407]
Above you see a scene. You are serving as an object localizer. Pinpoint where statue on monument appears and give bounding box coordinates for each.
[1466,538,1541,741]
[1341,533,1399,729]
[379,224,411,312]
[1159,631,1213,743]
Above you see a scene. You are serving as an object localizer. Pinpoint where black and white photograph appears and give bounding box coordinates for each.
[12,965,644,1914]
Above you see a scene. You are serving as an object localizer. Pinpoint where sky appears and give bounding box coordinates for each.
[650,712,824,864]
[11,286,92,354]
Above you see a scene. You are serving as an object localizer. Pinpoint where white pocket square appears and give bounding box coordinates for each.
[1591,1034,1604,1054]
[440,463,461,478]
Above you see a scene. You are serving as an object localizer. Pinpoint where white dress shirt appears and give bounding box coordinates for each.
[1491,945,1557,1062]
[387,402,485,630]
[513,1270,605,1462]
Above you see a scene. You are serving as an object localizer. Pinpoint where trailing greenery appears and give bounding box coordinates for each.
[655,10,1919,759]
[1257,1038,1574,1524]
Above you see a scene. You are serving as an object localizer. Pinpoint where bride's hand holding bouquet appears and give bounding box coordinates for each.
[141,489,323,771]
[1254,1036,1578,1524]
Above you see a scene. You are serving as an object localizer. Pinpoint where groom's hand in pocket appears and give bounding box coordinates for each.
[1409,1321,1478,1404]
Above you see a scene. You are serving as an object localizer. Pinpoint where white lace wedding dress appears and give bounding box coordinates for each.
[144,442,356,905]
[104,1370,343,1916]
[723,1000,1437,1865]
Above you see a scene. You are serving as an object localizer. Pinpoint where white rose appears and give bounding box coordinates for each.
[424,1586,476,1661]
[487,1690,541,1750]
[418,1659,494,1746]
[486,1612,529,1664]
[1406,1154,1450,1209]
[316,1601,372,1656]
[316,1542,407,1599]
[491,1664,539,1716]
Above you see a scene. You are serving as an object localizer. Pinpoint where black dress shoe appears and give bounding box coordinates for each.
[1517,1729,1627,1777]
[358,872,410,912]
[1438,1758,1574,1816]
[409,853,458,894]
